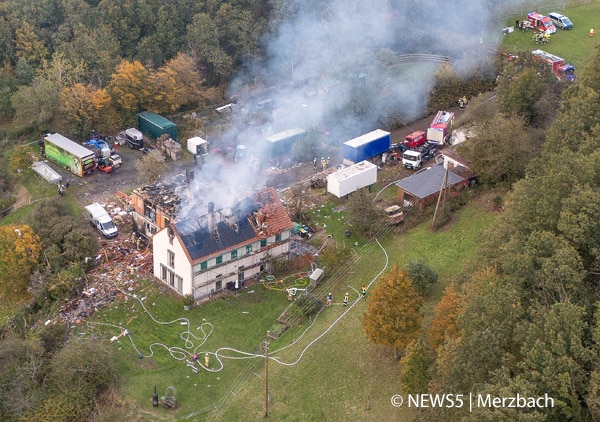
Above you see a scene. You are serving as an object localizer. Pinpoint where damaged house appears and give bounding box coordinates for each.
[152,188,294,300]
[128,174,189,239]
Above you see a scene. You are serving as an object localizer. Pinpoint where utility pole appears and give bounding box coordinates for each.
[264,331,270,418]
[432,166,449,227]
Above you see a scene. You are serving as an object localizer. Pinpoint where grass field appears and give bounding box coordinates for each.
[502,3,600,70]
[81,191,496,421]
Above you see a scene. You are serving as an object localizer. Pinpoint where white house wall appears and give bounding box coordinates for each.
[153,228,193,296]
[153,227,292,300]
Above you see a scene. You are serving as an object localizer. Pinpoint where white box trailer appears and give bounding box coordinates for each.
[327,161,377,198]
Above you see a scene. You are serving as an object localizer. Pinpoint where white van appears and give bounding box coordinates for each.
[84,203,118,238]
[548,12,573,30]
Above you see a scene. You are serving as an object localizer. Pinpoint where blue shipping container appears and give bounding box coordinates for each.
[342,129,391,164]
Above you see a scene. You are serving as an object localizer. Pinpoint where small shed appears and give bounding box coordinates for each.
[395,164,466,210]
[309,268,324,289]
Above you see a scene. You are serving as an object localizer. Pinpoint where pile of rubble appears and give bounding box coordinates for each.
[58,221,154,326]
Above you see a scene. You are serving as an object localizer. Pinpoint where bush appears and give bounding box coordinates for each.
[405,260,438,297]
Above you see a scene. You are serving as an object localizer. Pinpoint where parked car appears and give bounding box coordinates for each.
[548,12,573,30]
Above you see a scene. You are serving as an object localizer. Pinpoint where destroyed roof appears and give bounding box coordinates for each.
[396,164,465,199]
[252,188,294,237]
[174,188,293,262]
[131,182,183,216]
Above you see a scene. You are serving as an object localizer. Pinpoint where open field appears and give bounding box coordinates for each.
[502,3,600,69]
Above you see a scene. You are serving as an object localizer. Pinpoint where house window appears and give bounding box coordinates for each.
[216,279,222,291]
[169,271,175,287]
[161,264,167,281]
[261,239,267,247]
[246,245,253,254]
[167,250,175,267]
[216,255,223,264]
[177,276,183,293]
[144,204,156,223]
[275,234,281,242]
[201,261,207,270]
[231,249,237,259]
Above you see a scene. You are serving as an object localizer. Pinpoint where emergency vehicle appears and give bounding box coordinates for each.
[523,12,557,34]
[427,111,454,145]
[531,49,575,81]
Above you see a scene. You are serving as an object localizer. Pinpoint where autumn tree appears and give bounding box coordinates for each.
[0,224,42,298]
[134,149,167,184]
[108,60,155,112]
[363,264,423,359]
[151,53,203,113]
[59,83,116,136]
[428,285,465,351]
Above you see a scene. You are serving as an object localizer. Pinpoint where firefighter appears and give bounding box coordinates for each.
[343,292,349,306]
[326,292,333,306]
[204,353,210,368]
[591,28,595,37]
[361,285,367,297]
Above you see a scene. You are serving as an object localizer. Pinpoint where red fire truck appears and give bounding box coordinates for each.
[427,111,454,145]
[531,49,575,81]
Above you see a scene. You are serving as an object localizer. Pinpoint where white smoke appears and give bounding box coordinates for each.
[178,0,527,221]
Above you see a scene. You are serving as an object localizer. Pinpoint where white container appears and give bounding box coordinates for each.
[327,161,377,198]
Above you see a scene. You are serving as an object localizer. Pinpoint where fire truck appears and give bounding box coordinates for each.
[523,12,557,34]
[531,49,575,81]
[427,111,454,145]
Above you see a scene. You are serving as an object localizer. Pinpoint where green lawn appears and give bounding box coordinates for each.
[82,192,496,421]
[502,3,600,70]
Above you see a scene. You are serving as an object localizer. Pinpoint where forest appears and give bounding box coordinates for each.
[1,0,600,420]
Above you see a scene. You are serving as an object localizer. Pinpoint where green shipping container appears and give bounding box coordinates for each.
[137,111,178,141]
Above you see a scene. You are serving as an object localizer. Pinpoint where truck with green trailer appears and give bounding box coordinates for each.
[40,133,96,177]
[137,111,178,141]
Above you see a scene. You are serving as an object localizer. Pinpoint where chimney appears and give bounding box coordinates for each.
[208,202,215,232]
[185,168,194,183]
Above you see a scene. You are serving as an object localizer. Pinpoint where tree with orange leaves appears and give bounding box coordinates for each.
[362,264,423,359]
[0,225,42,298]
[428,285,465,351]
